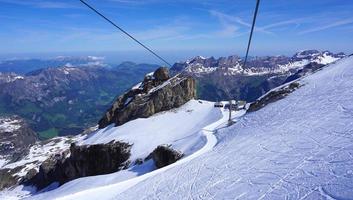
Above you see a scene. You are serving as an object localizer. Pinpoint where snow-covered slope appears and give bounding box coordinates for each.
[113,56,353,199]
[2,100,245,199]
[83,100,223,161]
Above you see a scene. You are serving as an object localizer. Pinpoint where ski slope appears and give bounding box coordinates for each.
[112,56,353,199]
[82,100,223,160]
[20,100,247,200]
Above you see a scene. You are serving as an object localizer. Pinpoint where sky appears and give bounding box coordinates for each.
[0,0,353,64]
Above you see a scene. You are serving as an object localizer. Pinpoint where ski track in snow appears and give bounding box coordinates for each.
[25,101,244,200]
[111,57,353,200]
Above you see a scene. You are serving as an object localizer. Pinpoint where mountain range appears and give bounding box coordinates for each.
[171,50,345,101]
[0,56,107,74]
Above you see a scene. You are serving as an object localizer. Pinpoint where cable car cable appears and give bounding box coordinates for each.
[243,0,260,68]
[79,0,172,67]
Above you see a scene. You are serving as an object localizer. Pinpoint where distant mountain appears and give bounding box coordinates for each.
[0,62,160,138]
[0,56,108,74]
[171,50,345,101]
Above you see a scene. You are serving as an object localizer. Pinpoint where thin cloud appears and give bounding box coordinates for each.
[299,18,353,34]
[209,10,273,35]
[262,19,304,29]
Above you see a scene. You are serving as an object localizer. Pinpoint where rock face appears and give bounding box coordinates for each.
[248,82,300,112]
[284,62,325,84]
[153,67,170,81]
[98,67,196,128]
[0,115,38,162]
[26,141,132,190]
[152,145,183,168]
[0,116,37,190]
[0,167,22,190]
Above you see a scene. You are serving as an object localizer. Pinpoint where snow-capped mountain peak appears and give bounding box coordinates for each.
[172,50,345,76]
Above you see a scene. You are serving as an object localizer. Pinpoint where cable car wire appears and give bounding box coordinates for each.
[79,0,172,67]
[243,0,260,68]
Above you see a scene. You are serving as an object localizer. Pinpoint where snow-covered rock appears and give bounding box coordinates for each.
[98,67,196,128]
[0,116,37,168]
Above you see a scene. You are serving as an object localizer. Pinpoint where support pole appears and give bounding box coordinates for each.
[228,99,233,126]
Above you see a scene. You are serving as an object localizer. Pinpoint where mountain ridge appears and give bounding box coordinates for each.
[171,50,345,101]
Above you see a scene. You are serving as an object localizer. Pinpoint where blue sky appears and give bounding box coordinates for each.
[0,0,353,63]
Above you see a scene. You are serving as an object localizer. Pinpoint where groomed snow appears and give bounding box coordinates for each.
[111,56,353,199]
[23,100,245,200]
[82,100,223,161]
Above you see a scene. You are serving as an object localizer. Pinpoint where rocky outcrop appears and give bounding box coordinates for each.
[151,145,183,168]
[26,141,131,190]
[0,115,38,162]
[284,62,325,84]
[248,82,300,112]
[0,116,38,190]
[0,167,22,190]
[98,67,196,128]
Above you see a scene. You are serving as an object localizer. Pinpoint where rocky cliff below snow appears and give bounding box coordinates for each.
[98,67,196,128]
[0,116,38,164]
[26,141,132,190]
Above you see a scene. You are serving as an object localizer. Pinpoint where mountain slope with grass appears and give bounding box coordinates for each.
[0,62,160,138]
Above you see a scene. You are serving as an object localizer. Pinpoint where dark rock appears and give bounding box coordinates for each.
[134,158,144,165]
[154,67,170,81]
[152,145,183,168]
[0,115,38,162]
[0,167,22,190]
[26,141,132,190]
[248,82,300,112]
[98,67,196,128]
[284,62,325,84]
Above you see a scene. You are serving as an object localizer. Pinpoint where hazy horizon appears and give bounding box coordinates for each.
[0,48,349,66]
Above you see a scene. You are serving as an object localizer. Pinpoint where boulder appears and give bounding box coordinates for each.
[151,145,183,168]
[98,67,196,128]
[154,67,170,81]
